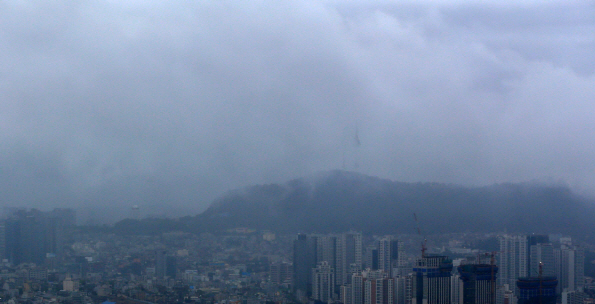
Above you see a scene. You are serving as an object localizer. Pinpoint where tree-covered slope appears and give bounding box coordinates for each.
[193,170,595,235]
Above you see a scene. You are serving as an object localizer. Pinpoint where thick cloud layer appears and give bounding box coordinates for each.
[1,1,594,223]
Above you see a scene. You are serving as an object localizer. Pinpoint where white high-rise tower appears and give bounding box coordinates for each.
[313,261,336,303]
[559,246,584,292]
[498,235,528,290]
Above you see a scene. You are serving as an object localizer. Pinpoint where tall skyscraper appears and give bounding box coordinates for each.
[529,243,555,277]
[378,237,392,275]
[499,235,529,290]
[293,234,318,298]
[558,246,584,292]
[312,234,339,284]
[4,209,70,266]
[412,255,453,304]
[337,232,363,286]
[155,249,167,278]
[312,261,336,303]
[392,239,406,274]
[373,237,406,277]
[155,250,177,278]
[458,263,499,304]
[527,236,552,278]
[377,236,405,277]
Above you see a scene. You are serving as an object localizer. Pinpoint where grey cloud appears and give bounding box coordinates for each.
[1,1,594,223]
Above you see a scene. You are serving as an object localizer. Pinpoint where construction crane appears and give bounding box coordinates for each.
[413,213,427,258]
[539,262,543,304]
[489,251,498,304]
[476,251,499,304]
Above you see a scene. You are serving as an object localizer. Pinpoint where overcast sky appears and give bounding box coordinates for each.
[1,1,594,222]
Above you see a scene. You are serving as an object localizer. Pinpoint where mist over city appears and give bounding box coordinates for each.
[1,1,595,303]
[1,1,595,223]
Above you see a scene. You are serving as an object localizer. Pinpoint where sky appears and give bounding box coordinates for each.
[1,1,594,223]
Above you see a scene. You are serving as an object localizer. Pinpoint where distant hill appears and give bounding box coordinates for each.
[190,170,595,236]
[111,170,595,237]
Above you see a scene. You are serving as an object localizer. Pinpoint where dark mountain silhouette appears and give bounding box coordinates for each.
[191,170,595,236]
[111,170,595,237]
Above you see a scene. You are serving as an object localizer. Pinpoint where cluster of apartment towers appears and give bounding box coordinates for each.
[291,233,585,304]
[0,208,76,266]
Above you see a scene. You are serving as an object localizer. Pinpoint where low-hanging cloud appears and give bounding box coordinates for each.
[1,1,594,223]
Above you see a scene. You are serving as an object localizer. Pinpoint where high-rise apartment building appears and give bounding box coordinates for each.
[293,232,362,301]
[4,208,72,266]
[558,246,584,292]
[393,239,407,273]
[377,236,405,277]
[338,232,363,286]
[498,235,529,290]
[529,243,555,277]
[155,250,167,278]
[378,237,392,275]
[561,289,586,304]
[412,255,453,304]
[316,235,338,263]
[342,284,353,304]
[364,276,394,304]
[500,234,585,297]
[312,234,339,286]
[155,250,177,279]
[458,263,499,304]
[312,261,336,303]
[452,273,463,304]
[395,274,414,304]
[293,234,318,298]
[348,268,393,304]
[352,271,366,304]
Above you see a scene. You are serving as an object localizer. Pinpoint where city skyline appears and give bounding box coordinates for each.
[0,207,590,304]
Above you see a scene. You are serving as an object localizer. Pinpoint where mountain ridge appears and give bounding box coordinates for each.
[111,170,594,238]
[194,170,593,235]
